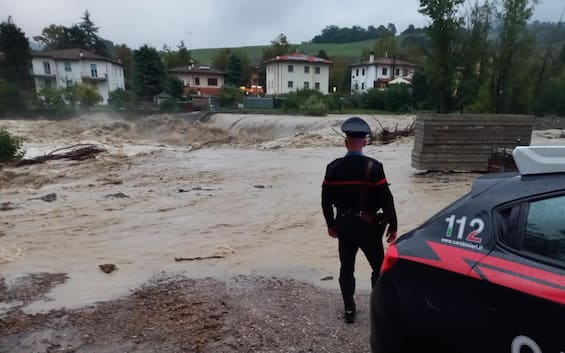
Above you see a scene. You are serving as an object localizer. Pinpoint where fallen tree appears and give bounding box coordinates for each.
[372,117,415,144]
[12,144,108,167]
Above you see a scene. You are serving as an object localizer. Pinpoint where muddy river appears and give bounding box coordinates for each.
[1,113,560,314]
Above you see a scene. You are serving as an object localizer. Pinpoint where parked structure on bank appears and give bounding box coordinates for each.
[412,114,534,172]
[31,48,125,104]
[264,52,332,95]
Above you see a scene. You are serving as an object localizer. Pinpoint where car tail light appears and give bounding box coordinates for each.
[380,243,399,273]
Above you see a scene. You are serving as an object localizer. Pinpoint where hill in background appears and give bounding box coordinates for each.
[190,39,378,65]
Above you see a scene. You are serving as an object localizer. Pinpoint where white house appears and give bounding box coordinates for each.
[168,65,225,96]
[31,48,125,104]
[350,54,417,93]
[264,52,332,95]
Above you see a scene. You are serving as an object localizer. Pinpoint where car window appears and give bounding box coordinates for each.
[495,205,521,249]
[524,196,565,262]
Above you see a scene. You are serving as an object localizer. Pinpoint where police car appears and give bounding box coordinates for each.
[371,146,565,353]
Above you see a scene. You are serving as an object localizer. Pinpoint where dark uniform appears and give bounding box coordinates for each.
[321,117,398,322]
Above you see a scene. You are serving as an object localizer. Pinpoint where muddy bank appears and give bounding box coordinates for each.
[1,273,371,353]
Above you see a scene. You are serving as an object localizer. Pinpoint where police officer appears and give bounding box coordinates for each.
[321,117,398,324]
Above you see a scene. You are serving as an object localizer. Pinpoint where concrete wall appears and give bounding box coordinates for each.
[412,114,534,172]
[243,97,274,109]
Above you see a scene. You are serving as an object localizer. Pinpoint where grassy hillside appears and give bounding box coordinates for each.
[190,39,378,65]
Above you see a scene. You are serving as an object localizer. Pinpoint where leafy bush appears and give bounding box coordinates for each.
[363,88,385,110]
[159,98,177,112]
[218,85,243,107]
[282,89,324,113]
[300,95,329,116]
[0,81,26,115]
[382,84,411,112]
[35,87,70,115]
[109,88,136,110]
[323,94,343,112]
[0,128,24,162]
[72,83,103,109]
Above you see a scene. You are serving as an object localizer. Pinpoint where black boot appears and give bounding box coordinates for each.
[344,300,356,324]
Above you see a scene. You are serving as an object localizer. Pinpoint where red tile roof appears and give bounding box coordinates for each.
[263,52,332,64]
[32,48,121,65]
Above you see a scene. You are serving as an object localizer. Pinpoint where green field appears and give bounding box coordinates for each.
[190,39,378,65]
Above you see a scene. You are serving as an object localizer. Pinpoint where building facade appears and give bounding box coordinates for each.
[168,65,225,96]
[31,48,125,104]
[350,54,416,93]
[264,53,331,95]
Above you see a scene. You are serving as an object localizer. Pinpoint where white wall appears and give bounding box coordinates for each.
[32,57,125,104]
[350,63,415,93]
[266,61,330,95]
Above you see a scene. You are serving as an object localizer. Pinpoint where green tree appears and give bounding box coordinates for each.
[33,24,67,50]
[33,11,107,55]
[225,54,244,86]
[0,17,32,90]
[0,128,24,162]
[329,58,350,94]
[113,44,134,89]
[491,0,539,113]
[108,88,136,110]
[374,35,399,57]
[35,87,69,114]
[419,0,465,113]
[0,81,26,115]
[317,49,329,60]
[79,10,104,53]
[161,40,193,69]
[133,45,166,100]
[211,48,231,71]
[165,76,184,99]
[262,33,295,60]
[457,1,495,112]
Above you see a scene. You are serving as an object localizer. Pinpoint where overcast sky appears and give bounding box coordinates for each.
[3,0,565,50]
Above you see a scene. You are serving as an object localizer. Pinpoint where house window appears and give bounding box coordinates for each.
[43,61,51,75]
[64,61,72,72]
[403,69,408,77]
[315,82,320,90]
[395,68,400,76]
[304,82,309,89]
[362,68,365,76]
[288,81,293,88]
[356,69,359,76]
[361,83,365,90]
[354,83,359,90]
[44,79,52,88]
[90,64,98,77]
[207,78,218,86]
[304,66,310,73]
[66,80,73,87]
[182,79,187,87]
[315,66,321,74]
[288,65,294,73]
[195,77,200,85]
[382,67,388,76]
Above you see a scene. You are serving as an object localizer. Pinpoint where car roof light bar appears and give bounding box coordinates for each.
[513,146,565,176]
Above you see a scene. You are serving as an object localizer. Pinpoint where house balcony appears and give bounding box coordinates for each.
[81,72,107,81]
[33,73,56,79]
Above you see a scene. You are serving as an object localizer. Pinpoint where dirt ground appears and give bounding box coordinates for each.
[1,113,563,352]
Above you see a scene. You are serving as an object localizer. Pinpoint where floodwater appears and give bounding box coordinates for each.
[1,113,558,313]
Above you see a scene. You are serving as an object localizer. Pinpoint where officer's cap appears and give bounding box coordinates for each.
[341,117,371,138]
